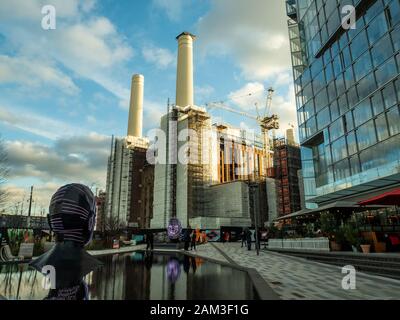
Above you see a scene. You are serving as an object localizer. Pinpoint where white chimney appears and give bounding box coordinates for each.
[127,74,144,137]
[176,32,196,108]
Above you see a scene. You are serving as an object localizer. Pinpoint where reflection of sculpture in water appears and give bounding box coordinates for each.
[166,258,181,283]
[30,184,102,300]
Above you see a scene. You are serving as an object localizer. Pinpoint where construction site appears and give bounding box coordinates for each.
[105,31,302,233]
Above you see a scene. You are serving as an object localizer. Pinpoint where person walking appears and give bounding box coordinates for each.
[146,232,154,251]
[184,227,192,251]
[190,231,197,251]
[241,230,246,248]
[256,229,262,251]
[246,229,252,251]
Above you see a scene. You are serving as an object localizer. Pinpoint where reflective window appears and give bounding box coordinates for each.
[345,111,354,132]
[375,113,389,141]
[334,159,350,181]
[327,80,337,103]
[365,0,384,24]
[350,30,369,60]
[350,155,361,175]
[347,86,359,108]
[330,117,345,141]
[333,55,343,78]
[339,32,349,50]
[304,99,315,120]
[341,46,352,69]
[330,100,340,120]
[391,25,400,51]
[353,99,373,127]
[325,63,334,83]
[306,117,317,137]
[387,105,400,135]
[360,135,400,172]
[375,57,398,87]
[395,79,400,101]
[336,74,346,97]
[344,66,355,90]
[382,83,398,109]
[331,136,348,162]
[357,119,377,150]
[354,51,373,81]
[338,94,348,115]
[315,88,329,112]
[360,145,378,171]
[313,70,326,94]
[347,131,358,155]
[371,91,385,116]
[371,34,393,67]
[357,72,377,101]
[388,0,400,27]
[317,106,331,129]
[367,11,389,45]
[303,83,313,102]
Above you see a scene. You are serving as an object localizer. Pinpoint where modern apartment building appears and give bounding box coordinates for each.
[287,0,400,207]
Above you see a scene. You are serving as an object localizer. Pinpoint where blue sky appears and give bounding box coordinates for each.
[0,0,295,214]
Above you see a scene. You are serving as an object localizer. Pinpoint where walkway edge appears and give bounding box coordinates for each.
[211,243,280,300]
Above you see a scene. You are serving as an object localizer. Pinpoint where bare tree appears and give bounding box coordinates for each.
[103,214,125,245]
[0,137,9,208]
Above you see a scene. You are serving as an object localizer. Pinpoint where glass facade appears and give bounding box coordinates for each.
[288,0,400,206]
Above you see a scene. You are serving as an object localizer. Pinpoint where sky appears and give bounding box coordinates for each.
[0,0,295,215]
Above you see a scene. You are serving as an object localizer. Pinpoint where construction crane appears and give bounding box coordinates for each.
[205,88,280,150]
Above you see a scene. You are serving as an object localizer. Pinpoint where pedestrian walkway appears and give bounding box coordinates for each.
[191,242,400,300]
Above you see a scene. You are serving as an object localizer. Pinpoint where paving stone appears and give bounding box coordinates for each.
[190,242,400,300]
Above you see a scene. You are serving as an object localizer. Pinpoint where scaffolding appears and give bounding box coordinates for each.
[187,108,211,221]
[273,138,302,217]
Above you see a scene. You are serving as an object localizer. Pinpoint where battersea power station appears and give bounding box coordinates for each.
[103,32,302,232]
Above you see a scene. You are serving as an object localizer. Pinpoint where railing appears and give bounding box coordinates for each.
[268,237,330,252]
[286,0,297,18]
[0,215,49,230]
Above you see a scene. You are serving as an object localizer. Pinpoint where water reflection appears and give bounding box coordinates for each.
[0,252,257,300]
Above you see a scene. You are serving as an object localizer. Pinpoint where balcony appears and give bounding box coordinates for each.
[286,0,297,20]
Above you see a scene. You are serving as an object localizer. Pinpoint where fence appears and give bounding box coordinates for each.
[268,237,330,252]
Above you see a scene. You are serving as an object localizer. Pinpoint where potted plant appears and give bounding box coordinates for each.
[333,227,346,251]
[320,213,342,251]
[360,238,371,254]
[342,223,360,252]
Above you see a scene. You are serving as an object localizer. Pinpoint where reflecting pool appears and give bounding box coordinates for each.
[0,251,258,300]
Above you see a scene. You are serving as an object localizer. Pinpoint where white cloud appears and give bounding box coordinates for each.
[197,0,292,81]
[142,45,175,69]
[5,133,110,186]
[152,0,185,22]
[0,55,79,95]
[0,104,88,140]
[228,82,265,112]
[0,1,134,102]
[195,84,215,103]
[227,82,297,137]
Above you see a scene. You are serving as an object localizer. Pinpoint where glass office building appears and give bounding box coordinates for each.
[287,0,400,207]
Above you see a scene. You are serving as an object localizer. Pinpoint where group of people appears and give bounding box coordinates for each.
[240,228,263,251]
[183,227,198,251]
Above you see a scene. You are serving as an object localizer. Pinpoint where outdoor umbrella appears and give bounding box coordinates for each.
[358,188,400,206]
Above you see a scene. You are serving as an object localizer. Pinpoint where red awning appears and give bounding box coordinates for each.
[358,188,400,206]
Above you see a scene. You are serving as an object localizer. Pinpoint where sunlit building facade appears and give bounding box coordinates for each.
[287,0,400,207]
